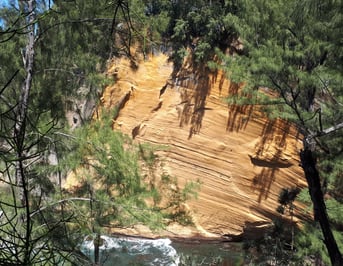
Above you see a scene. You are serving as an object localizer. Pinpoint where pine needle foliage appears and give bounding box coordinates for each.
[215,0,343,264]
[62,110,199,240]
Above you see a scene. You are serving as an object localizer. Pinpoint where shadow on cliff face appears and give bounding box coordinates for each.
[252,167,280,203]
[174,60,299,203]
[225,206,310,241]
[225,82,254,132]
[176,65,212,139]
[226,104,254,132]
[250,120,295,203]
[175,58,256,138]
[255,119,290,157]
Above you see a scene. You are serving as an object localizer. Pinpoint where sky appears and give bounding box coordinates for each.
[0,0,54,27]
[1,0,54,8]
[1,0,19,9]
[1,0,11,8]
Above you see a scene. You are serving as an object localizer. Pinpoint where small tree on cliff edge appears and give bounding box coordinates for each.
[0,1,90,264]
[215,0,342,265]
[0,0,151,264]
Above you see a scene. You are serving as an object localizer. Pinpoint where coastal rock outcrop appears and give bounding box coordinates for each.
[100,54,307,240]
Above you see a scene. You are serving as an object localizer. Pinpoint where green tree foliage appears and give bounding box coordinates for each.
[3,0,341,264]
[128,0,171,57]
[216,0,343,264]
[164,0,242,68]
[0,2,91,264]
[0,1,198,265]
[244,188,303,265]
[60,110,198,264]
[33,0,118,119]
[243,219,299,265]
[297,188,343,265]
[0,0,114,122]
[65,112,165,230]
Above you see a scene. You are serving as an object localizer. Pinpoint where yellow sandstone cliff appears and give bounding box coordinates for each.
[99,53,307,240]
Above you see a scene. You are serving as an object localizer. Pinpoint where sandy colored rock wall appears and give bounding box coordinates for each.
[100,54,307,239]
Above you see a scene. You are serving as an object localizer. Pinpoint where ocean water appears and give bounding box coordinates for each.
[81,235,243,265]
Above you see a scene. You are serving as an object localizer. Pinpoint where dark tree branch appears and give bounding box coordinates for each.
[0,70,19,96]
[35,17,114,43]
[300,149,343,265]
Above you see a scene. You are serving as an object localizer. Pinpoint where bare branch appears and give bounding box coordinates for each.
[316,121,343,137]
[1,70,20,99]
[30,197,92,218]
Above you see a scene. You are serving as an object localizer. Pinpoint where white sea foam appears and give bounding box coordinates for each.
[81,235,180,265]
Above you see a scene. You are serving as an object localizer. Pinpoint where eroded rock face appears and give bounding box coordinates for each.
[101,54,307,239]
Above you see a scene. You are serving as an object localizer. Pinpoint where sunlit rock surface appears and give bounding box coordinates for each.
[100,53,307,240]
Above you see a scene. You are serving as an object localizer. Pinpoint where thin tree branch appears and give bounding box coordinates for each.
[314,121,343,138]
[30,197,92,218]
[0,70,20,96]
[35,17,114,42]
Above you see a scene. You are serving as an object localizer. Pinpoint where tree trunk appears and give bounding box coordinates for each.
[94,233,101,266]
[300,148,343,266]
[13,1,36,264]
[15,0,36,205]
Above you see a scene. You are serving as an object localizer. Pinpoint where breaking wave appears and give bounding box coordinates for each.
[81,235,180,265]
